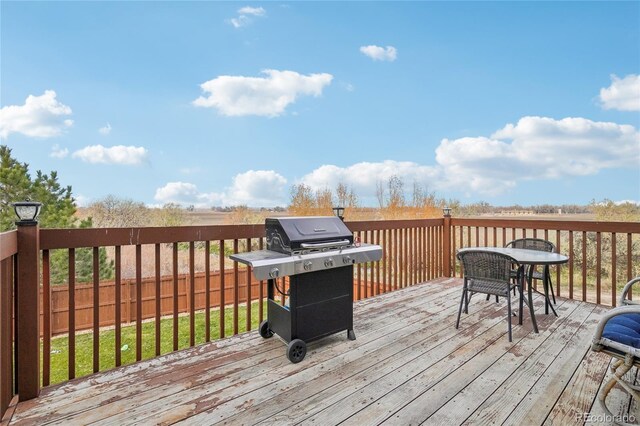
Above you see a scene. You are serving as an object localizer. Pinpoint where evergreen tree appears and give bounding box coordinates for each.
[0,145,114,284]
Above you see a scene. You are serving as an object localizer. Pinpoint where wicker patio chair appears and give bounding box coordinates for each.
[506,238,557,316]
[592,277,640,425]
[456,250,523,342]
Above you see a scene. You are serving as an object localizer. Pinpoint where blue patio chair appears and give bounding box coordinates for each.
[456,250,524,342]
[592,277,640,424]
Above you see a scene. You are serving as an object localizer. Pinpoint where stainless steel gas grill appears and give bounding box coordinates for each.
[231,216,382,363]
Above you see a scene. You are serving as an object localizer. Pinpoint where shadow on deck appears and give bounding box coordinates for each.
[9,278,631,425]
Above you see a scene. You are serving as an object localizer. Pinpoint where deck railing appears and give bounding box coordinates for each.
[0,230,17,421]
[0,215,638,421]
[449,218,640,307]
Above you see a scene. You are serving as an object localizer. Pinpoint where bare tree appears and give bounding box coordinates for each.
[289,184,315,216]
[375,180,386,209]
[87,195,149,227]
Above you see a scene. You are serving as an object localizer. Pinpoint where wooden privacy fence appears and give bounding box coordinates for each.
[42,270,261,336]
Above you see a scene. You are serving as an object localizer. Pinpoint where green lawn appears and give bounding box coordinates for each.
[43,301,266,385]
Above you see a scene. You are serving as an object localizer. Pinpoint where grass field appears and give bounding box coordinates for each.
[43,301,266,385]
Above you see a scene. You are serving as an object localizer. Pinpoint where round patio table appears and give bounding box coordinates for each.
[457,247,569,334]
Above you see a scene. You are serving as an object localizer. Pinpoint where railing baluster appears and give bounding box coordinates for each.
[596,232,602,305]
[205,241,211,342]
[402,227,406,287]
[258,238,264,322]
[42,249,51,386]
[439,225,443,276]
[93,247,100,373]
[612,233,617,307]
[68,248,75,380]
[246,238,251,331]
[115,246,121,367]
[627,233,633,300]
[219,240,225,339]
[413,227,418,284]
[189,241,195,346]
[394,228,399,290]
[554,230,560,297]
[426,226,431,280]
[364,231,369,297]
[155,244,161,355]
[136,244,142,361]
[376,229,381,294]
[582,231,587,302]
[233,239,239,335]
[569,231,574,300]
[451,226,457,278]
[173,242,179,351]
[357,231,362,299]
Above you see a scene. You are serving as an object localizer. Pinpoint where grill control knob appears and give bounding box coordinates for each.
[269,268,280,278]
[303,261,313,271]
[343,256,352,264]
[324,258,334,268]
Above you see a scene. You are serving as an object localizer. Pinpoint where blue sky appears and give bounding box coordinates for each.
[1,1,639,208]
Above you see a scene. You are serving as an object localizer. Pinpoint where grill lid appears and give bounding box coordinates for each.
[266,216,353,254]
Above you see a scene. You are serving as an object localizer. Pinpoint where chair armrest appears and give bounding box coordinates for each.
[619,276,640,307]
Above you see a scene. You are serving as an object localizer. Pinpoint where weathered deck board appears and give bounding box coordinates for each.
[9,278,618,426]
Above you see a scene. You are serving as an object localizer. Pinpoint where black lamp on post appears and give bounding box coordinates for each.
[332,206,345,221]
[12,201,42,226]
[443,206,452,217]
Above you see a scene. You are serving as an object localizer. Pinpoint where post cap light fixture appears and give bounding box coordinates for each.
[12,201,42,225]
[332,206,345,221]
[443,206,452,217]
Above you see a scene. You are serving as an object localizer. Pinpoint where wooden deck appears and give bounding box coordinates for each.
[8,278,635,425]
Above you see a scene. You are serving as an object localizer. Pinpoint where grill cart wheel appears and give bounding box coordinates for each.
[287,339,307,363]
[259,320,274,338]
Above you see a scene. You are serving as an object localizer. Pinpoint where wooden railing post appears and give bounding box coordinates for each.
[15,220,40,400]
[442,210,452,278]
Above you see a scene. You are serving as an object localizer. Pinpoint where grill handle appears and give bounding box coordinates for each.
[300,239,351,249]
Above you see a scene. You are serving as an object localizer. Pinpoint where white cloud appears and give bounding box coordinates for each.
[238,6,265,16]
[230,16,250,28]
[50,144,69,159]
[435,116,639,195]
[154,170,288,207]
[193,69,333,117]
[300,161,439,198]
[300,116,639,199]
[98,123,112,135]
[225,170,287,205]
[0,90,73,138]
[599,74,640,111]
[228,5,266,28]
[360,45,397,62]
[154,182,216,206]
[72,145,149,165]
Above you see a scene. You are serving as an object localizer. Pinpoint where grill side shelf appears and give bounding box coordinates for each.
[230,245,382,281]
